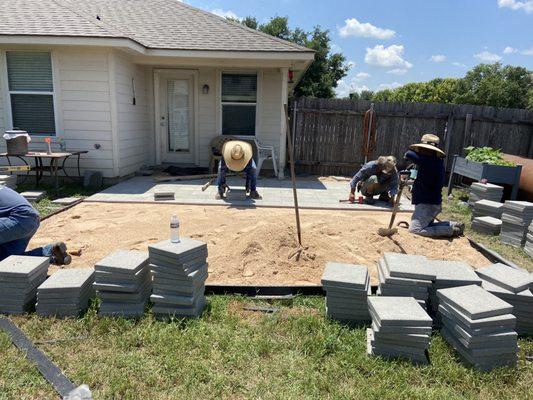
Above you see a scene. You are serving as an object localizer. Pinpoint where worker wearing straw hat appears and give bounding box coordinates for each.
[216,140,262,200]
[405,134,464,238]
[349,156,399,205]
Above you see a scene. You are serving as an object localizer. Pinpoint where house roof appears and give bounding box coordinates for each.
[0,0,313,54]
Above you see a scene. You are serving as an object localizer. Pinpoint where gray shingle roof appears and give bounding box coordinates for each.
[0,0,312,53]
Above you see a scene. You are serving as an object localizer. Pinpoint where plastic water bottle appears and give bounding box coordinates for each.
[170,214,180,243]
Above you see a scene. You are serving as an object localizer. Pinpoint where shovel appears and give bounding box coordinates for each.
[377,170,411,237]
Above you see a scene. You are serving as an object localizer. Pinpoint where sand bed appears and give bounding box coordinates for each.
[31,202,490,286]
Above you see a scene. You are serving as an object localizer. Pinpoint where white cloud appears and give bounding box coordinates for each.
[452,62,467,68]
[330,43,343,53]
[474,50,502,62]
[335,79,370,98]
[503,46,518,54]
[211,8,240,19]
[387,68,408,75]
[355,72,371,80]
[347,60,356,69]
[429,54,446,62]
[521,47,533,55]
[497,0,533,13]
[339,18,396,39]
[364,45,413,70]
[378,82,402,90]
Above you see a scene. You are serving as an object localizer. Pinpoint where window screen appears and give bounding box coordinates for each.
[222,105,256,136]
[221,73,257,136]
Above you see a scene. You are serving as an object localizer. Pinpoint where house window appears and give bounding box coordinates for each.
[221,73,256,136]
[6,51,56,135]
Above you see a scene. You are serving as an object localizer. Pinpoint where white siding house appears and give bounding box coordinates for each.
[0,0,314,180]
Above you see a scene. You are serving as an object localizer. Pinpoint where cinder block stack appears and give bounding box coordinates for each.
[148,238,208,319]
[472,199,503,219]
[36,269,94,317]
[500,201,533,247]
[0,256,48,314]
[94,251,151,317]
[367,297,432,365]
[438,284,518,371]
[377,253,435,310]
[469,182,503,206]
[472,216,502,235]
[524,222,533,257]
[321,262,370,323]
[477,263,533,335]
[427,260,482,327]
[0,175,17,189]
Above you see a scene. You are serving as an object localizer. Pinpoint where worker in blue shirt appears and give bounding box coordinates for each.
[404,134,464,238]
[349,156,398,205]
[0,186,71,264]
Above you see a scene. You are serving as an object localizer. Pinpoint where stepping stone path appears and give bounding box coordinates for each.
[20,190,46,202]
[51,197,79,206]
[321,262,370,323]
[94,250,151,317]
[500,201,533,247]
[0,256,49,314]
[367,297,432,365]
[477,263,533,335]
[376,252,435,310]
[36,268,94,317]
[525,222,533,257]
[469,183,503,206]
[472,216,502,235]
[472,199,503,219]
[148,238,208,319]
[437,284,518,371]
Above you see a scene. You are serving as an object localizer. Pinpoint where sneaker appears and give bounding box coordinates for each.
[249,190,262,200]
[452,222,465,237]
[215,192,225,200]
[51,242,72,266]
[364,196,375,205]
[378,193,391,203]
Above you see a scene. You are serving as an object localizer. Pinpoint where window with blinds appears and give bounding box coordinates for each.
[221,73,257,136]
[6,51,56,135]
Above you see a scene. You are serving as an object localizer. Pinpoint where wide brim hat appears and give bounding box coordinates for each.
[409,134,446,158]
[222,140,253,172]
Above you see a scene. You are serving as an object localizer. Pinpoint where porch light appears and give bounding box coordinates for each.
[202,84,210,94]
[288,70,294,84]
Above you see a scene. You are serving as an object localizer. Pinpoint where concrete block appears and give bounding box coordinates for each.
[368,297,432,327]
[383,253,435,280]
[476,263,532,293]
[148,238,207,260]
[51,197,79,206]
[0,256,49,279]
[321,262,369,290]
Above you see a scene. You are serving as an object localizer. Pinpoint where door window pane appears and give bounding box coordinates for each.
[10,94,55,135]
[222,105,256,136]
[167,79,190,152]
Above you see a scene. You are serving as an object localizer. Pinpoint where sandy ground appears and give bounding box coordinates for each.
[30,202,490,286]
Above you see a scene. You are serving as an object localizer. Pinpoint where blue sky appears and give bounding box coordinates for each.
[185,0,533,97]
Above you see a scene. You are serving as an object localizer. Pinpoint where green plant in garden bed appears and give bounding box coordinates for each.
[464,146,515,167]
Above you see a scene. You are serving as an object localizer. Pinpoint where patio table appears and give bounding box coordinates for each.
[0,151,88,195]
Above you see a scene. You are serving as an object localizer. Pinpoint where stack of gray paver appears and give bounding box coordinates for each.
[154,189,175,201]
[524,222,533,257]
[438,284,518,371]
[0,174,17,189]
[367,297,432,365]
[427,260,482,327]
[0,256,48,314]
[148,238,208,319]
[472,216,502,235]
[477,263,533,335]
[36,269,94,317]
[500,201,533,247]
[321,262,370,323]
[94,250,151,317]
[469,182,503,206]
[20,190,46,202]
[472,199,503,219]
[377,253,435,310]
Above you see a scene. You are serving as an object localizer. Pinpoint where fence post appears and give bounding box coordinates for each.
[444,108,455,170]
[459,113,473,156]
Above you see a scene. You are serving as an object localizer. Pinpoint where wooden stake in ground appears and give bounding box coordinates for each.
[284,104,304,260]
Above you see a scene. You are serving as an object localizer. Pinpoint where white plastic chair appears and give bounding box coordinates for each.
[254,138,278,178]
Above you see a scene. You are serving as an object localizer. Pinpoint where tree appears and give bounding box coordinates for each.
[232,15,348,98]
[350,90,374,101]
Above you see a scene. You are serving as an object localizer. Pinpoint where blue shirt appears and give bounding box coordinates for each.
[405,150,445,205]
[349,160,399,196]
[0,186,38,218]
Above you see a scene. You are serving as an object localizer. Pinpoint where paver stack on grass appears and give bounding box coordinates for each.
[321,262,370,323]
[524,222,533,257]
[148,238,208,319]
[367,297,432,365]
[472,200,503,219]
[438,285,518,371]
[36,269,94,317]
[94,250,151,317]
[477,263,533,335]
[0,256,48,315]
[469,182,503,206]
[472,216,502,235]
[377,253,435,310]
[500,201,533,247]
[427,260,482,327]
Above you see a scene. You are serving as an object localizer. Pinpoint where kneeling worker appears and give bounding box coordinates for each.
[405,134,464,238]
[0,186,71,264]
[349,156,398,204]
[216,140,262,200]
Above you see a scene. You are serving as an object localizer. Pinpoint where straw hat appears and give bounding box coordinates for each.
[222,140,253,172]
[377,156,397,174]
[409,134,445,158]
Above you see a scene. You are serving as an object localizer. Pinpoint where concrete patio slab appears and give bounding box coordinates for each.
[86,176,414,212]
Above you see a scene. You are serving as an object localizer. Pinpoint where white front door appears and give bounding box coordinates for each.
[159,71,195,164]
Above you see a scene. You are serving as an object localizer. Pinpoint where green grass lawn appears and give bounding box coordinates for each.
[1,297,532,400]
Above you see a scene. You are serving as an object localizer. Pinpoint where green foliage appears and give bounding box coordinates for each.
[350,90,374,101]
[233,15,349,98]
[464,146,516,166]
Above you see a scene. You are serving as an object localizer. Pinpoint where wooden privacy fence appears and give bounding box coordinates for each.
[292,97,533,176]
